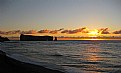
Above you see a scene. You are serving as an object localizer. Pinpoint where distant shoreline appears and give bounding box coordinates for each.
[8,37,121,41]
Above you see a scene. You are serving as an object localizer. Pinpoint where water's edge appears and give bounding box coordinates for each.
[0,49,66,73]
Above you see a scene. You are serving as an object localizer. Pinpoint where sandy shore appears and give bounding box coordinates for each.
[0,50,65,73]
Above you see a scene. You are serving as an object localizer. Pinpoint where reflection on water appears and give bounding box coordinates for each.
[81,45,112,73]
[83,43,120,73]
[62,42,121,73]
[1,41,121,73]
[84,46,101,62]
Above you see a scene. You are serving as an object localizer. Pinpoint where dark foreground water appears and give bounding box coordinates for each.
[0,40,121,73]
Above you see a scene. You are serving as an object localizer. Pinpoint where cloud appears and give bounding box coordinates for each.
[0,30,21,35]
[57,28,64,31]
[38,28,64,34]
[49,30,58,34]
[38,29,50,33]
[0,31,5,34]
[0,27,121,36]
[61,27,88,34]
[98,28,110,34]
[0,28,87,35]
[0,30,37,35]
[21,30,37,34]
[61,30,70,34]
[49,28,64,34]
[113,30,121,34]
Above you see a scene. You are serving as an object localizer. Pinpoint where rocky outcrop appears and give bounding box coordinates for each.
[54,37,57,41]
[20,34,53,41]
[0,36,10,42]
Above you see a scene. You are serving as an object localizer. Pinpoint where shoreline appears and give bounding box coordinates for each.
[0,50,65,73]
[8,36,121,41]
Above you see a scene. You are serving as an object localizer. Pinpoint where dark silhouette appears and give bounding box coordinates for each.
[20,34,53,41]
[0,50,65,73]
[0,36,10,42]
[54,37,57,41]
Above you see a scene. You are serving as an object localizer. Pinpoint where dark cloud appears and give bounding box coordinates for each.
[0,30,21,35]
[0,30,37,35]
[49,30,58,34]
[113,30,121,34]
[57,28,64,31]
[49,28,64,34]
[21,30,37,34]
[0,27,120,35]
[38,29,50,33]
[38,28,64,34]
[61,30,70,34]
[0,31,5,34]
[98,28,110,34]
[61,27,87,34]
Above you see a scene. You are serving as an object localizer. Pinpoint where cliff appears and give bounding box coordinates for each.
[0,36,10,42]
[20,34,53,41]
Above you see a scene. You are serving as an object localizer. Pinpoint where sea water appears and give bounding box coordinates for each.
[0,40,121,73]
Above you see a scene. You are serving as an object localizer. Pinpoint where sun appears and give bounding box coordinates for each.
[88,29,99,37]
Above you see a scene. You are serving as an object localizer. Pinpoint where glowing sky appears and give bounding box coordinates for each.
[0,0,121,37]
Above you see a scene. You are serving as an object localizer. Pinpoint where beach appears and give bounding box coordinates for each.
[0,50,65,73]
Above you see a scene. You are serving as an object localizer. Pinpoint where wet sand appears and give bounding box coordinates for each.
[0,50,65,73]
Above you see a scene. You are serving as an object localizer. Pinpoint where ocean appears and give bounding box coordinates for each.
[0,40,121,73]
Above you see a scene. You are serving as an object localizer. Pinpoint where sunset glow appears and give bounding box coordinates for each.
[0,0,121,40]
[1,1,121,73]
[88,29,99,37]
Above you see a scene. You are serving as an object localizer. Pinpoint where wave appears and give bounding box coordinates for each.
[0,49,66,73]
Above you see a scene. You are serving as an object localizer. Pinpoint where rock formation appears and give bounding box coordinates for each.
[0,36,10,42]
[20,34,53,41]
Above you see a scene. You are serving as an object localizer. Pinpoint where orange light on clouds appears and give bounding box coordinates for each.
[88,29,99,37]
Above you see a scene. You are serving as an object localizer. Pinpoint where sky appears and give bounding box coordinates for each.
[0,0,121,37]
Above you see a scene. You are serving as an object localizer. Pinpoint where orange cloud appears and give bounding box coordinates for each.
[49,28,64,34]
[0,27,120,36]
[113,30,121,34]
[49,30,58,34]
[0,30,21,35]
[61,27,87,34]
[20,30,37,34]
[38,29,50,33]
[0,31,5,34]
[98,28,110,34]
[57,28,64,31]
[0,30,37,35]
[38,28,64,34]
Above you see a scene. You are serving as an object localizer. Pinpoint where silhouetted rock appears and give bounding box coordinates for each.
[0,36,10,42]
[20,34,53,41]
[54,37,57,41]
